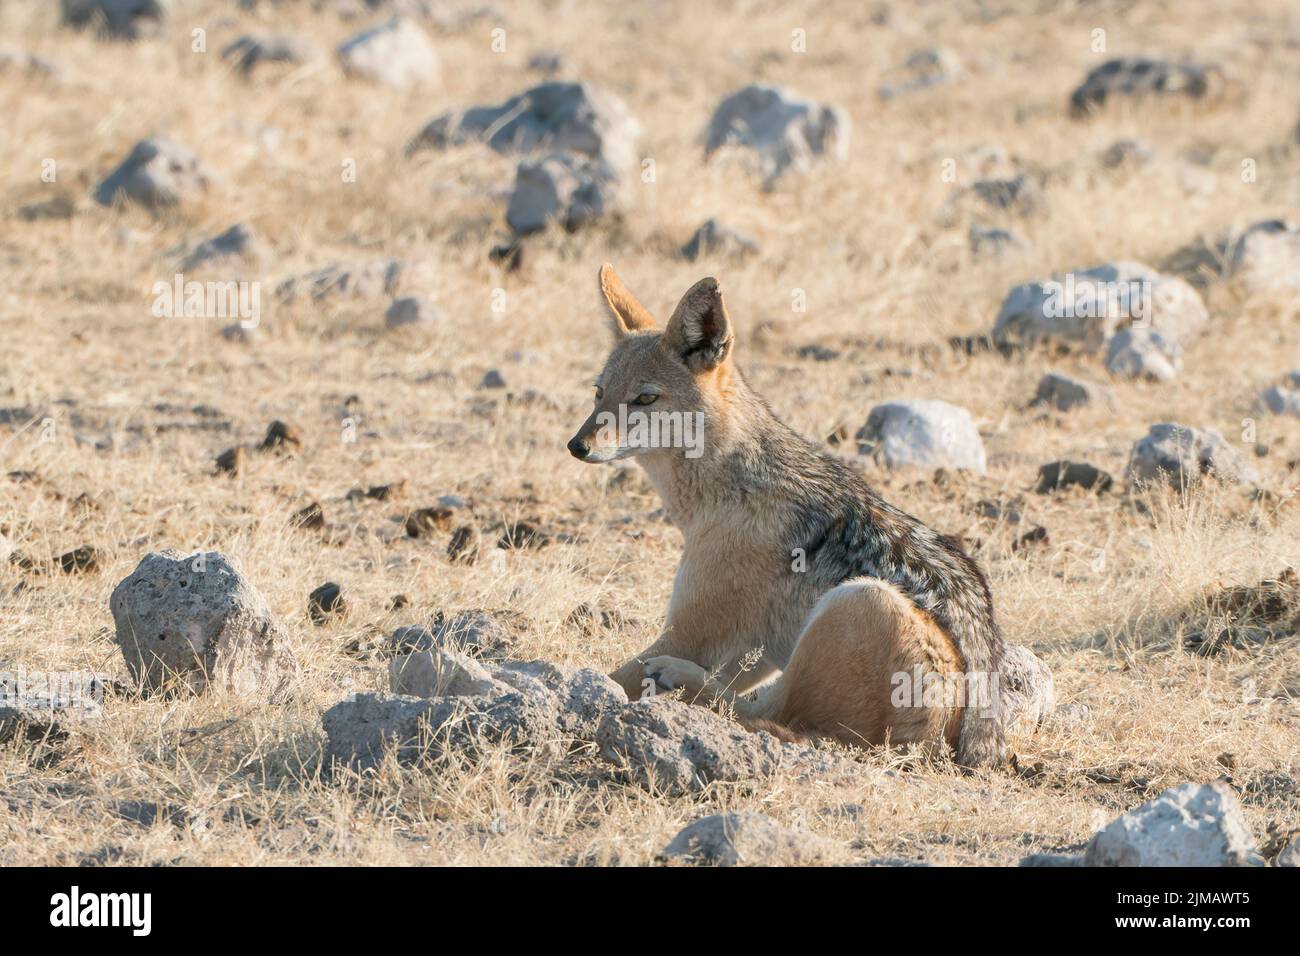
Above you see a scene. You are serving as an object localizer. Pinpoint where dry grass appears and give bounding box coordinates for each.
[1,0,1298,866]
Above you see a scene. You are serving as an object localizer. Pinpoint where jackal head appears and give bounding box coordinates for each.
[567,264,734,463]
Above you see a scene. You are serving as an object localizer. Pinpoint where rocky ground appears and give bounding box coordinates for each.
[1,0,1298,865]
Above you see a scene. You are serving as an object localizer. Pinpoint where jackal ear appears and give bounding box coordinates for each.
[664,277,733,372]
[598,263,657,336]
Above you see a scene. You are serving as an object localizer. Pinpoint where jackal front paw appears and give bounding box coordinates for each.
[644,656,709,694]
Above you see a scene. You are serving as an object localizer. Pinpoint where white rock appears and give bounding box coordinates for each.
[1084,782,1263,866]
[1105,327,1183,382]
[856,399,987,473]
[1225,220,1300,292]
[338,18,439,89]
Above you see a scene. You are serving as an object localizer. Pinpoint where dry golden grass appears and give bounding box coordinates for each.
[1,0,1297,865]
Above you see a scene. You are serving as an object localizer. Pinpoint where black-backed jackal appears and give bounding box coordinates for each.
[568,265,1007,769]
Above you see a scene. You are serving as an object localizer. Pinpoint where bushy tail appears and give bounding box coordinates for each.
[953,618,1007,770]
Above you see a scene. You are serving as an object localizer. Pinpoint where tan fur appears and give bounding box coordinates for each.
[584,265,992,763]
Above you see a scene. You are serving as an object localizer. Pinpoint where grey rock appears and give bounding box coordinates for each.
[595,696,795,795]
[409,81,641,173]
[277,259,402,303]
[222,33,313,75]
[993,261,1207,354]
[0,676,102,746]
[1100,138,1152,169]
[385,610,515,658]
[968,174,1041,216]
[1019,852,1084,867]
[94,137,210,209]
[705,84,849,185]
[1084,781,1263,866]
[388,647,504,698]
[1277,837,1300,867]
[505,152,618,235]
[663,812,836,866]
[1032,371,1111,411]
[1034,460,1113,494]
[998,644,1056,736]
[856,399,986,473]
[61,0,166,40]
[326,656,626,770]
[1258,385,1300,417]
[1105,327,1183,382]
[384,296,440,328]
[1127,423,1259,487]
[1070,58,1225,117]
[479,369,506,389]
[492,659,627,740]
[879,47,962,100]
[109,550,295,700]
[178,223,261,274]
[337,18,439,88]
[680,218,759,262]
[969,224,1024,257]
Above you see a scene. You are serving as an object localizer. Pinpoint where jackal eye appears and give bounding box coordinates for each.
[634,393,659,406]
[594,385,604,400]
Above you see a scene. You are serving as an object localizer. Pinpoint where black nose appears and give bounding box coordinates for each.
[567,436,591,460]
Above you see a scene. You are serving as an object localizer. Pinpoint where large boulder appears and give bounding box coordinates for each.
[337,18,438,88]
[1127,423,1259,488]
[1084,782,1263,866]
[704,84,849,185]
[94,138,209,209]
[109,550,295,700]
[992,261,1207,355]
[505,152,619,235]
[1070,58,1226,117]
[855,399,987,474]
[61,0,166,40]
[663,812,837,866]
[408,81,641,173]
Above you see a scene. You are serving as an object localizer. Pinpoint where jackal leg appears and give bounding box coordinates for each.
[649,577,964,752]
